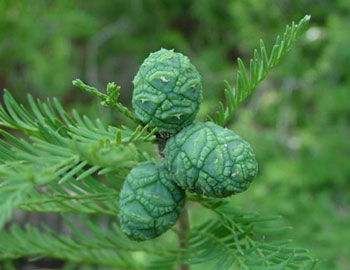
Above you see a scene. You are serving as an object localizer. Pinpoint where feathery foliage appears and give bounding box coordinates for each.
[0,90,156,228]
[0,14,316,270]
[213,15,311,126]
[72,79,138,122]
[186,196,317,270]
[0,198,317,269]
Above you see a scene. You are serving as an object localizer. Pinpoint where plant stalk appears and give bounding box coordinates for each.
[177,203,190,270]
[155,134,189,269]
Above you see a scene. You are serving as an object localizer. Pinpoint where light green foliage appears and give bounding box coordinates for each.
[132,49,203,133]
[165,122,258,197]
[119,162,185,241]
[72,79,138,122]
[0,0,98,98]
[0,216,173,268]
[184,196,317,270]
[0,90,155,228]
[0,7,324,270]
[213,15,310,126]
[0,198,317,270]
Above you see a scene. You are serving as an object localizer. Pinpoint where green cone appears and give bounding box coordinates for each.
[164,122,258,198]
[132,49,202,133]
[119,162,185,241]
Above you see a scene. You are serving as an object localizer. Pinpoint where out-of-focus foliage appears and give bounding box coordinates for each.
[0,0,349,269]
[0,0,98,99]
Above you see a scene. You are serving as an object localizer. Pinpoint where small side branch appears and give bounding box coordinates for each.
[72,79,138,122]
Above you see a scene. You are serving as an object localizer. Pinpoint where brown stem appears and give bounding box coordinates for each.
[177,203,190,270]
[155,133,189,269]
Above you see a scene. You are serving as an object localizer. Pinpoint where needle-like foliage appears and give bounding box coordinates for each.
[213,15,311,126]
[185,196,317,270]
[0,15,316,270]
[0,90,156,229]
[0,198,317,270]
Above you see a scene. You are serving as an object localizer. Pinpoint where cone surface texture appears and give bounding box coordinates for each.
[119,162,185,241]
[132,48,202,133]
[164,122,258,198]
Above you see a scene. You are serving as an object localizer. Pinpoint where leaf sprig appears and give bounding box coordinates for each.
[0,199,317,270]
[184,197,317,270]
[213,14,311,126]
[0,90,156,229]
[72,79,138,122]
[0,14,316,270]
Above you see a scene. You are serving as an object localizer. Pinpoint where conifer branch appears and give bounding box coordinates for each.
[72,79,139,122]
[213,15,311,126]
[183,197,317,270]
[0,218,179,268]
[0,90,156,228]
[0,15,317,270]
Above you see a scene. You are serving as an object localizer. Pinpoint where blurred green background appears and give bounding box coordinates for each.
[0,0,349,269]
